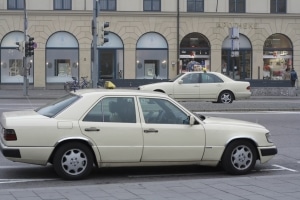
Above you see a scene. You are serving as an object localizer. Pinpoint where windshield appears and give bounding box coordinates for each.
[169,73,185,82]
[35,93,80,117]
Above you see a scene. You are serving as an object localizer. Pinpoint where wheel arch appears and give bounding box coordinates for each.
[219,89,236,100]
[48,138,98,167]
[222,138,260,161]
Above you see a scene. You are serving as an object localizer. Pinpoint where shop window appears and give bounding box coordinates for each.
[54,0,71,10]
[270,0,286,13]
[46,32,79,83]
[136,32,168,79]
[54,59,71,76]
[180,33,210,73]
[263,34,292,80]
[7,0,24,9]
[100,0,116,11]
[144,0,161,11]
[229,0,245,13]
[187,0,204,12]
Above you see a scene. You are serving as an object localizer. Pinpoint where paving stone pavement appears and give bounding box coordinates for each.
[0,174,300,200]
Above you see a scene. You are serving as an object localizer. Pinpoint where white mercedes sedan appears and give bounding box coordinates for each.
[138,71,251,103]
[0,89,276,180]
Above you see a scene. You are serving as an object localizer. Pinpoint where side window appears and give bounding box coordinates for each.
[201,73,223,83]
[139,98,189,124]
[181,73,200,84]
[83,97,136,123]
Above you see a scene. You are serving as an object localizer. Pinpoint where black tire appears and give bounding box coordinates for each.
[222,140,257,175]
[218,91,234,104]
[53,142,94,180]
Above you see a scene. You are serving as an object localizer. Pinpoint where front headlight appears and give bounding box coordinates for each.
[265,132,273,143]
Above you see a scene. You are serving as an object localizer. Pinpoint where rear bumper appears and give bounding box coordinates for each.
[0,140,21,158]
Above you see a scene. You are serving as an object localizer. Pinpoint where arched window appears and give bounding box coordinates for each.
[222,34,252,80]
[45,32,79,84]
[180,33,210,72]
[136,32,168,79]
[263,34,292,80]
[0,31,33,83]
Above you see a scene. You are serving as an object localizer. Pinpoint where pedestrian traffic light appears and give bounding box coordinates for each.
[16,41,26,57]
[99,22,109,46]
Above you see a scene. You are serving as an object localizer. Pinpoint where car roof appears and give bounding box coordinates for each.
[70,88,169,97]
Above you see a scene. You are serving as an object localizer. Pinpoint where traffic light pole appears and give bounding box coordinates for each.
[23,0,28,96]
[91,0,99,88]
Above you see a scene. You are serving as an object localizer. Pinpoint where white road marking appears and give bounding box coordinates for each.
[272,164,298,172]
[0,179,56,184]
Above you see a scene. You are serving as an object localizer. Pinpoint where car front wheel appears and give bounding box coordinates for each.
[218,91,234,103]
[53,142,94,180]
[222,140,257,175]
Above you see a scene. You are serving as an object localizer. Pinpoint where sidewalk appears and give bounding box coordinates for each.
[1,88,300,100]
[0,174,299,200]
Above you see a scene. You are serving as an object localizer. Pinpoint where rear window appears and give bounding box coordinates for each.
[35,93,80,117]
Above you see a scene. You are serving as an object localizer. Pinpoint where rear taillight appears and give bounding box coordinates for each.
[3,129,17,141]
[246,86,251,90]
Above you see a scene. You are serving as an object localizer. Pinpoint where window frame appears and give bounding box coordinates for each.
[7,0,24,10]
[187,0,204,12]
[229,0,246,13]
[53,0,72,10]
[270,0,287,14]
[99,0,116,11]
[143,0,161,12]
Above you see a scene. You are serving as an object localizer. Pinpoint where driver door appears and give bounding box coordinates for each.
[173,73,201,99]
[138,97,205,162]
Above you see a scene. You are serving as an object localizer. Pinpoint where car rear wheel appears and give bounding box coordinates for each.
[218,91,234,103]
[53,142,93,180]
[222,140,257,175]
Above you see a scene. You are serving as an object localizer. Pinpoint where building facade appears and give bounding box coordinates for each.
[0,0,299,88]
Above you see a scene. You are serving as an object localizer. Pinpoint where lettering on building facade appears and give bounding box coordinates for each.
[217,22,258,29]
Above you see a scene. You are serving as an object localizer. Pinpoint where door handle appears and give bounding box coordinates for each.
[144,128,158,133]
[84,127,100,131]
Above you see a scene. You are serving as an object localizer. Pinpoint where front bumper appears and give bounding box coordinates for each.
[258,145,278,163]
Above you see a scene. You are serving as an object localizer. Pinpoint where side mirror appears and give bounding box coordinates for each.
[189,115,195,125]
[178,80,183,84]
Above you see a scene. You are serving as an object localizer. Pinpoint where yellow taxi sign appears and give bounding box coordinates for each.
[104,81,116,89]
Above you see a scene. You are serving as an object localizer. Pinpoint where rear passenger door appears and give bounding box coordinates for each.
[79,96,143,162]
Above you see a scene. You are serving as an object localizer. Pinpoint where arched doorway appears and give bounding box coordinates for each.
[136,32,168,79]
[263,34,293,80]
[221,34,252,80]
[180,33,210,73]
[99,32,124,79]
[45,31,79,85]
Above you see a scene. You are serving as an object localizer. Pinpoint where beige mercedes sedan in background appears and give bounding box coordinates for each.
[138,71,251,103]
[1,89,276,180]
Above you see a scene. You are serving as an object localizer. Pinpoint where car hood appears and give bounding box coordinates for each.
[202,115,265,129]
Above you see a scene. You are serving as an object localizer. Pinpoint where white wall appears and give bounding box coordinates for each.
[247,0,269,13]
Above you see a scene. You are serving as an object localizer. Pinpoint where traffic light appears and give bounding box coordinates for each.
[16,41,25,57]
[25,37,35,57]
[15,42,21,51]
[99,22,109,46]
